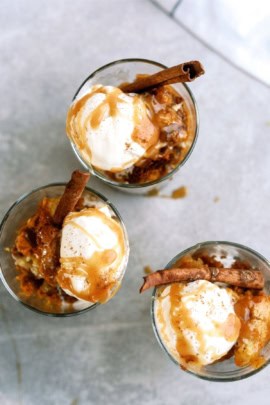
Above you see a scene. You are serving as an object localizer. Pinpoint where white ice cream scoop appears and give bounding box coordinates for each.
[66,85,158,172]
[155,280,241,367]
[57,205,128,303]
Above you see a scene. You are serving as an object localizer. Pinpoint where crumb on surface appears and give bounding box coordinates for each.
[144,265,153,275]
[146,188,159,197]
[145,185,188,200]
[171,186,187,199]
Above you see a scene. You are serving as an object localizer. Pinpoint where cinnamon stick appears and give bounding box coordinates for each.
[140,267,264,293]
[120,61,205,93]
[53,170,90,226]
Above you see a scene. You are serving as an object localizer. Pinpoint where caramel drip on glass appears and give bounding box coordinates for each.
[156,288,170,339]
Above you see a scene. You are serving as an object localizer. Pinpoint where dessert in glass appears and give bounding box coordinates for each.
[141,241,270,381]
[0,171,129,316]
[66,59,203,193]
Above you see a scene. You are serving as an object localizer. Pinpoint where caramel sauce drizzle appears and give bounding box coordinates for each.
[156,288,169,339]
[90,88,124,129]
[66,85,160,168]
[57,208,126,303]
[157,282,240,368]
[67,87,128,158]
[65,220,103,249]
[169,283,206,366]
[63,208,124,242]
[59,250,117,303]
[67,92,93,157]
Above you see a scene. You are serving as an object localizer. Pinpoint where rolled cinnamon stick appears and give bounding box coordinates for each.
[120,61,205,93]
[140,267,264,293]
[53,170,90,226]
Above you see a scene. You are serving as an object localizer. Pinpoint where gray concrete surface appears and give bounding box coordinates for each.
[0,0,270,404]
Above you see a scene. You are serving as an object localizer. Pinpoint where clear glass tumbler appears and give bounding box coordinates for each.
[69,58,199,194]
[0,184,129,317]
[151,241,270,381]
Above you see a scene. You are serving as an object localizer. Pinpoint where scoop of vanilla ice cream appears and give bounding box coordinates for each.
[57,205,128,303]
[155,280,240,367]
[66,85,158,172]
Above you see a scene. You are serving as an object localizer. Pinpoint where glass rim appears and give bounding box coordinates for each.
[0,182,129,317]
[151,240,270,382]
[70,57,199,189]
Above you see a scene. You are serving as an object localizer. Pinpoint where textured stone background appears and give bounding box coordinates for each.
[0,1,270,404]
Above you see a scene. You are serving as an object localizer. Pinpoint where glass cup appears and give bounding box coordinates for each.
[69,58,199,194]
[0,184,129,317]
[151,241,270,381]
